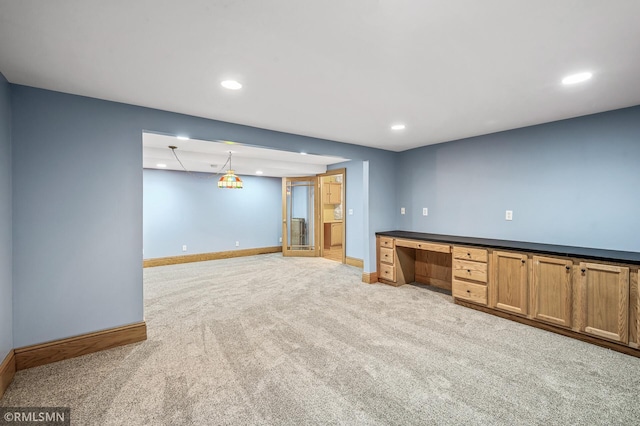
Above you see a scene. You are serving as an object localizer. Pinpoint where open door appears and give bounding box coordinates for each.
[319,169,346,264]
[282,176,320,256]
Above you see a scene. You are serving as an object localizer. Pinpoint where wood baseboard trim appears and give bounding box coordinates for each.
[144,246,283,268]
[14,322,147,371]
[362,271,378,284]
[455,299,640,359]
[0,350,16,399]
[346,257,364,268]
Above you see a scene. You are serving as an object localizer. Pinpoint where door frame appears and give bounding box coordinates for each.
[281,176,320,257]
[318,168,346,264]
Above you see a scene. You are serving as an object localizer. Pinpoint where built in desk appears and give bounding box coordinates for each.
[376,230,640,358]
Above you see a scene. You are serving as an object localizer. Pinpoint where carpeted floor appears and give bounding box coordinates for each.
[2,254,639,425]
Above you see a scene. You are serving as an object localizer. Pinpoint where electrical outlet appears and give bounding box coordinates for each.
[348,209,353,215]
[279,237,282,243]
[423,208,428,216]
[182,245,187,252]
[401,207,406,215]
[505,210,513,221]
[235,241,240,247]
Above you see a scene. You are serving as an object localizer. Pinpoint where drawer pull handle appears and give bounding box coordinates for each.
[466,290,470,293]
[467,253,471,257]
[521,259,526,264]
[581,268,586,273]
[467,269,471,273]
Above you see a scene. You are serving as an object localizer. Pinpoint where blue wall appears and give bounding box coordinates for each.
[7,82,640,349]
[0,73,12,360]
[329,160,364,260]
[10,85,396,346]
[397,106,640,251]
[144,169,282,258]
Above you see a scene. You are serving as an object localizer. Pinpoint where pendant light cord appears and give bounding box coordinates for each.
[169,146,231,179]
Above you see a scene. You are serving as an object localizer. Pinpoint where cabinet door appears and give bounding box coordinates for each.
[532,256,572,328]
[491,251,528,315]
[329,183,342,204]
[579,262,629,343]
[323,183,332,204]
[330,223,342,247]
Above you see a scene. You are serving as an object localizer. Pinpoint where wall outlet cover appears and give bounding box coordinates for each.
[401,207,406,215]
[423,208,428,216]
[182,245,187,252]
[348,209,353,215]
[235,241,240,247]
[505,210,513,221]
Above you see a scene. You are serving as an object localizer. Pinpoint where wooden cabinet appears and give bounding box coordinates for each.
[490,251,528,315]
[452,246,488,306]
[323,222,343,248]
[579,262,629,343]
[375,232,640,358]
[377,237,396,283]
[323,182,341,204]
[532,256,573,328]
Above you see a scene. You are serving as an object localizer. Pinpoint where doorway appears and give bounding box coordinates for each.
[319,169,345,263]
[281,169,346,263]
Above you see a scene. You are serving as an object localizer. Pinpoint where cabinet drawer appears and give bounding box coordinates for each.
[379,263,395,282]
[395,239,450,253]
[453,259,488,283]
[453,280,487,305]
[453,246,488,263]
[379,237,394,249]
[380,247,394,265]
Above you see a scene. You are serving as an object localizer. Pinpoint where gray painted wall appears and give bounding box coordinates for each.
[397,106,640,251]
[0,73,12,360]
[11,85,396,346]
[144,169,282,258]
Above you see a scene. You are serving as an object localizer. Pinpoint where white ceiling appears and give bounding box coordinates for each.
[1,1,640,152]
[143,132,349,177]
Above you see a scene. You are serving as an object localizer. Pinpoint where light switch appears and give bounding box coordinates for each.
[348,209,353,215]
[423,208,428,216]
[401,207,406,215]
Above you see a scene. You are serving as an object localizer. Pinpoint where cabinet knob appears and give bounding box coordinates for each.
[467,253,471,257]
[467,269,471,273]
[466,290,470,293]
[521,259,526,264]
[581,268,586,273]
[566,266,571,271]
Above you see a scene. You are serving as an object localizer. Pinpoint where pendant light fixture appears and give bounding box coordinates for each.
[218,151,243,189]
[168,146,243,189]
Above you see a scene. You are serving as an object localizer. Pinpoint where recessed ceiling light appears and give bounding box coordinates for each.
[156,163,167,168]
[256,170,264,175]
[176,136,189,141]
[562,72,593,85]
[300,152,308,155]
[391,124,406,131]
[221,80,242,90]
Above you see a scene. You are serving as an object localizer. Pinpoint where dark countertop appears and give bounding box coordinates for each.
[376,230,640,265]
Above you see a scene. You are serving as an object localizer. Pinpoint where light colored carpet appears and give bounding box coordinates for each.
[2,253,639,425]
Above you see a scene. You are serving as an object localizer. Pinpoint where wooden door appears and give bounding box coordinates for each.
[282,177,320,257]
[532,256,572,328]
[579,262,629,343]
[490,251,528,315]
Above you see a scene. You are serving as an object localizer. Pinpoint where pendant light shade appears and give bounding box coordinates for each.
[218,152,243,189]
[218,170,243,189]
